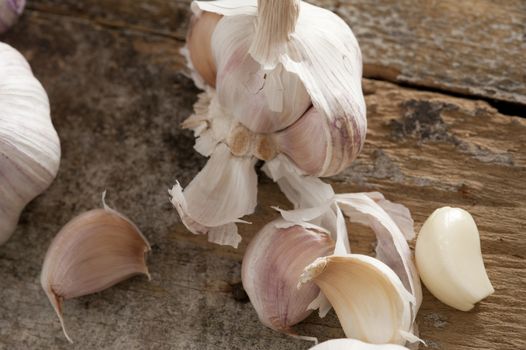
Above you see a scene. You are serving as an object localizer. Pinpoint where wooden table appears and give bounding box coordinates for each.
[1,1,524,349]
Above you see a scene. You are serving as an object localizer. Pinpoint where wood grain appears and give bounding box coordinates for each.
[0,2,524,350]
[25,0,526,106]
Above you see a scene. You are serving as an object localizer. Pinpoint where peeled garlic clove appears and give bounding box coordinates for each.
[300,255,414,345]
[415,207,494,311]
[310,339,409,350]
[0,42,61,245]
[186,11,222,87]
[41,202,150,342]
[0,0,25,33]
[242,219,334,333]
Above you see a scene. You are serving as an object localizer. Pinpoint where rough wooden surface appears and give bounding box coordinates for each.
[25,0,526,106]
[0,1,525,350]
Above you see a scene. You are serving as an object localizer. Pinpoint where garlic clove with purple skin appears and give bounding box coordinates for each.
[242,218,334,333]
[0,0,26,34]
[41,197,150,343]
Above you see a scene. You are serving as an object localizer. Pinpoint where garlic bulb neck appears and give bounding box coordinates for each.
[249,0,301,68]
[0,43,61,245]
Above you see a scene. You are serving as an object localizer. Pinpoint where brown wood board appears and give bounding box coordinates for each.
[0,2,525,350]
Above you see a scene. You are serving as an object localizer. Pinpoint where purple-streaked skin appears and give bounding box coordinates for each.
[242,220,334,333]
[0,0,25,33]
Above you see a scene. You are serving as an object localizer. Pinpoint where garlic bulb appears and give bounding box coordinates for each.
[41,197,150,342]
[415,207,494,311]
[300,255,415,345]
[242,219,334,332]
[0,43,61,245]
[174,0,366,246]
[310,339,409,350]
[0,0,25,33]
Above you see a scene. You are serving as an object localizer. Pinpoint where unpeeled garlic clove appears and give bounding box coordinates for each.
[274,105,366,177]
[186,11,222,87]
[0,43,61,245]
[242,219,334,333]
[41,200,150,342]
[310,339,409,350]
[300,255,414,345]
[415,207,494,311]
[0,0,25,33]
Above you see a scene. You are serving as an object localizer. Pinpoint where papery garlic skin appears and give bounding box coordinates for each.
[0,0,25,33]
[300,255,414,345]
[187,11,221,87]
[41,203,150,342]
[310,339,409,350]
[415,207,494,311]
[0,43,61,245]
[242,219,334,332]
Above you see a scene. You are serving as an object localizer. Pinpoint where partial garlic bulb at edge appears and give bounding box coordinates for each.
[415,207,494,311]
[0,0,26,33]
[311,339,409,350]
[242,219,334,332]
[41,199,150,342]
[0,42,61,244]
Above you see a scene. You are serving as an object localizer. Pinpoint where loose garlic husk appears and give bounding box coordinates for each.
[300,255,415,345]
[415,207,494,311]
[242,219,334,333]
[41,196,150,342]
[0,42,61,245]
[0,0,25,33]
[173,0,366,246]
[310,339,409,350]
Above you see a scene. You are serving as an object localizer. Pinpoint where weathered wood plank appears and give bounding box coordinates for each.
[24,0,526,106]
[0,5,525,350]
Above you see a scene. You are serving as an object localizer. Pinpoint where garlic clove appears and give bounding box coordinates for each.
[0,0,26,33]
[242,218,334,332]
[336,193,422,320]
[0,43,61,245]
[212,14,311,133]
[41,200,150,342]
[186,11,222,87]
[300,255,414,345]
[310,339,409,350]
[415,207,494,311]
[169,143,257,248]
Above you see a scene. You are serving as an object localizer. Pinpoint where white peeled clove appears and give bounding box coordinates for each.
[415,207,494,311]
[41,199,150,342]
[242,219,334,333]
[0,0,25,33]
[310,339,409,350]
[300,255,415,345]
[0,42,61,245]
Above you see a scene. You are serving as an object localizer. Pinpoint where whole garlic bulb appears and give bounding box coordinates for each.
[0,43,61,244]
[242,219,334,332]
[184,0,366,175]
[173,0,367,247]
[0,0,25,34]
